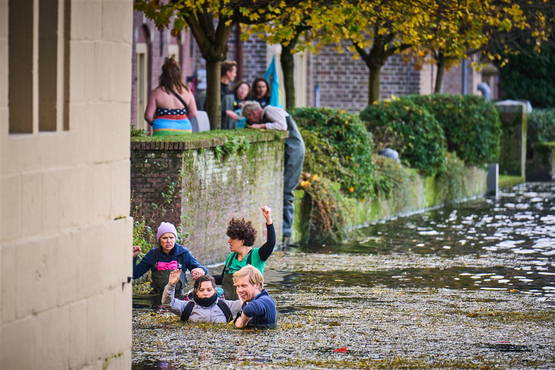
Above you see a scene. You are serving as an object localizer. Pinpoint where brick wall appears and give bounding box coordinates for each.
[308,45,422,112]
[131,132,286,264]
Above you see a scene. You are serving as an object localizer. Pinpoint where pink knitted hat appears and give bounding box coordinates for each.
[156,222,177,241]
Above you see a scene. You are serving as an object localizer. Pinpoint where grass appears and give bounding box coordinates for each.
[131,129,287,143]
[499,175,525,188]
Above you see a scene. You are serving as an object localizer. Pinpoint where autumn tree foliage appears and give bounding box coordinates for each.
[246,0,341,109]
[135,0,301,129]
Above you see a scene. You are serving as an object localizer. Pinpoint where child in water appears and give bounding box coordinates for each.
[162,271,242,323]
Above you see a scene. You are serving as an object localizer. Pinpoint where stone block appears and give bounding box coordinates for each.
[0,316,37,368]
[71,0,102,41]
[69,42,98,102]
[1,243,16,323]
[59,166,88,229]
[0,38,7,106]
[55,231,80,306]
[35,306,70,369]
[77,225,105,299]
[69,299,90,368]
[16,237,57,318]
[111,160,131,220]
[1,175,21,240]
[4,138,43,175]
[89,163,112,221]
[96,42,132,103]
[101,0,133,44]
[86,291,115,358]
[21,173,44,236]
[42,170,62,233]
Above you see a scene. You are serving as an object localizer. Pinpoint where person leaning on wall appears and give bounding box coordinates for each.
[242,101,305,246]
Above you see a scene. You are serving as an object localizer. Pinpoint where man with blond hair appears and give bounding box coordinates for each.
[233,265,277,329]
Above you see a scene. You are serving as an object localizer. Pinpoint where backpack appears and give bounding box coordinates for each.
[180,300,233,323]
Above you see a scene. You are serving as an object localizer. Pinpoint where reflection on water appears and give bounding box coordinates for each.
[302,182,555,301]
[132,183,555,369]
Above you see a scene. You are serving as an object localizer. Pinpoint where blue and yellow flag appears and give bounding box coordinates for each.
[264,55,283,108]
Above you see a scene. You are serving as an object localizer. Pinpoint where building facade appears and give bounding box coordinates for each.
[130,19,496,127]
[1,1,133,368]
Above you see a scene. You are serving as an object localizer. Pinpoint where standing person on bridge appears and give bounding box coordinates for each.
[242,101,305,246]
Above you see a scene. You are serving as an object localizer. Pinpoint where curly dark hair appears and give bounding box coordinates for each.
[226,218,256,246]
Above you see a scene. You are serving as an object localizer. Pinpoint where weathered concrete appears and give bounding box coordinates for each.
[1,1,133,368]
[293,157,488,245]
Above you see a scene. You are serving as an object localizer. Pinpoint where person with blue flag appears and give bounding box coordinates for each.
[252,78,271,108]
[263,55,282,108]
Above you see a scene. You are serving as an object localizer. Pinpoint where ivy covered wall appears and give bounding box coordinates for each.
[131,131,287,264]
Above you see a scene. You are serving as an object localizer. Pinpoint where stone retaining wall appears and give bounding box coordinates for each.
[131,131,287,264]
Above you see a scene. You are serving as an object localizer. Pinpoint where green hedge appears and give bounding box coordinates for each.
[292,107,377,198]
[406,94,501,167]
[360,99,447,176]
[528,108,555,144]
[500,43,555,109]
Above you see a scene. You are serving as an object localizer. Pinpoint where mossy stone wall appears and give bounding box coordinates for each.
[292,161,488,244]
[131,131,286,264]
[496,103,528,178]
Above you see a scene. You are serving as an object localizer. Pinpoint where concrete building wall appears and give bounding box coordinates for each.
[1,0,133,368]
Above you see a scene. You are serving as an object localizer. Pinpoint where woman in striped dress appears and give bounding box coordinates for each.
[144,57,197,136]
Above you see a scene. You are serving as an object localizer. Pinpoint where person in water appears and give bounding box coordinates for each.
[215,206,275,300]
[233,265,277,329]
[162,273,242,323]
[132,222,207,297]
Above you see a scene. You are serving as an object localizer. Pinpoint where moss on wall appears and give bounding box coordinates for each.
[292,157,488,247]
[131,131,286,265]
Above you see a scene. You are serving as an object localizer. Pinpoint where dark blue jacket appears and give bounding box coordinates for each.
[133,244,207,283]
[242,289,277,329]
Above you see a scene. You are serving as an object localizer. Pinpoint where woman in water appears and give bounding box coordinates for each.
[215,206,275,299]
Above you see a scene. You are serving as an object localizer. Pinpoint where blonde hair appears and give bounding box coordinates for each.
[232,265,264,288]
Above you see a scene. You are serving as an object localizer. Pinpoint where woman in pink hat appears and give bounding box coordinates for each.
[132,221,206,297]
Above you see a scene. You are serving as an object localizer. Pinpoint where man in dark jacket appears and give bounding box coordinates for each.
[233,265,277,329]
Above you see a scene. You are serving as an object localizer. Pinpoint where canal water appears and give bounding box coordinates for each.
[132,182,555,369]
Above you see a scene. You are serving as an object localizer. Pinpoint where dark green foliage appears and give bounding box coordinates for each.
[407,94,501,167]
[528,108,555,144]
[360,99,447,176]
[500,44,555,108]
[292,107,377,198]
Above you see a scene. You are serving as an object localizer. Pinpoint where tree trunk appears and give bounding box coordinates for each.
[281,44,295,110]
[368,65,381,105]
[205,60,221,130]
[434,55,446,94]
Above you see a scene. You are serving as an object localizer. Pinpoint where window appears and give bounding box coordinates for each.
[9,0,70,134]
